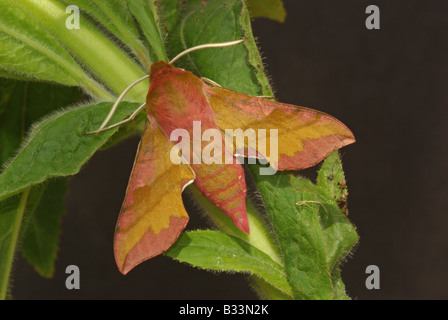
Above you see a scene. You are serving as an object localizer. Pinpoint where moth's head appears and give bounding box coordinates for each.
[149,61,174,81]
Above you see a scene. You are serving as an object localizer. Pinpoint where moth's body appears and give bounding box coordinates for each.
[113,59,355,275]
[146,61,248,232]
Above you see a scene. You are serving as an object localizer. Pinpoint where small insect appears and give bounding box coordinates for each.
[337,179,349,216]
[88,40,355,274]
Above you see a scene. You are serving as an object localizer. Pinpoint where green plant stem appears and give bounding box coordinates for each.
[190,187,293,298]
[128,0,168,62]
[0,18,112,100]
[0,188,30,300]
[92,1,152,69]
[18,0,148,100]
[191,187,283,266]
[252,277,293,300]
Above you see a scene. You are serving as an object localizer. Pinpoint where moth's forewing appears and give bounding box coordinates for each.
[205,86,355,171]
[114,120,195,274]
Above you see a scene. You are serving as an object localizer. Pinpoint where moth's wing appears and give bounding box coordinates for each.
[205,86,355,171]
[114,120,195,274]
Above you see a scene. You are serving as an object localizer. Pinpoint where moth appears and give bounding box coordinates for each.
[89,40,355,274]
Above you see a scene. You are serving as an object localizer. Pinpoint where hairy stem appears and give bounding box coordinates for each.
[0,188,30,300]
[18,0,148,100]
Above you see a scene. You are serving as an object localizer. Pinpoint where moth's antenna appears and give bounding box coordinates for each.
[86,102,147,135]
[88,39,243,134]
[169,39,244,65]
[92,74,149,134]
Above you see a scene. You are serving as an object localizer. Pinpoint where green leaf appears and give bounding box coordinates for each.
[0,101,142,202]
[154,0,182,37]
[0,80,23,164]
[0,1,82,85]
[246,0,286,23]
[0,1,110,99]
[20,179,68,278]
[251,169,331,299]
[1,0,149,99]
[251,277,294,300]
[316,153,358,268]
[127,0,167,62]
[249,163,358,299]
[329,267,351,300]
[191,187,284,267]
[317,151,350,213]
[165,230,293,297]
[64,0,153,69]
[0,79,82,165]
[0,79,80,293]
[165,0,272,96]
[316,152,358,298]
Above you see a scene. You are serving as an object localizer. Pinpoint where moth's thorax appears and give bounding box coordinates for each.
[146,63,215,138]
[149,61,174,81]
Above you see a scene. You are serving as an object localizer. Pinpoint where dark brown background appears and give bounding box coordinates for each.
[11,0,448,299]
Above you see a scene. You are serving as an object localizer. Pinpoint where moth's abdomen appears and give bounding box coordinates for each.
[191,160,249,234]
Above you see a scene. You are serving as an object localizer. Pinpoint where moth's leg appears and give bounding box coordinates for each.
[296,201,312,210]
[296,200,328,213]
[256,95,274,99]
[85,103,146,134]
[201,77,222,87]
